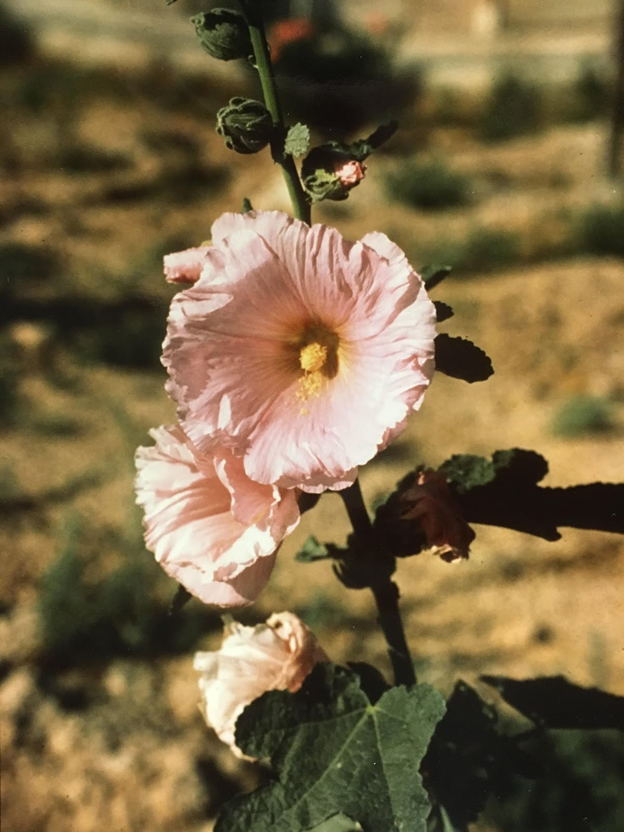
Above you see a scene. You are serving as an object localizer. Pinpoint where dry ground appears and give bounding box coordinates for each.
[1,50,623,832]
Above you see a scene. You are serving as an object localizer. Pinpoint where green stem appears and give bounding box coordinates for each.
[244,7,311,224]
[340,481,416,687]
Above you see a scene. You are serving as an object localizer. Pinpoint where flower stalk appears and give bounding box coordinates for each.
[242,2,311,224]
[340,480,416,687]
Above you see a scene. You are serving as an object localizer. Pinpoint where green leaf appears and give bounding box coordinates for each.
[481,675,624,731]
[490,448,548,485]
[304,815,362,832]
[439,449,624,540]
[285,123,311,157]
[440,449,547,495]
[433,300,454,323]
[439,454,496,493]
[241,197,253,214]
[295,535,329,563]
[424,682,502,828]
[217,664,446,832]
[421,264,452,290]
[435,334,494,383]
[366,120,399,150]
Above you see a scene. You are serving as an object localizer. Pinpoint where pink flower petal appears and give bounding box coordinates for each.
[163,246,212,284]
[162,212,436,491]
[134,425,299,607]
[171,551,278,608]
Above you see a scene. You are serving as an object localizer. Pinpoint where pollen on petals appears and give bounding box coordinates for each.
[297,370,324,403]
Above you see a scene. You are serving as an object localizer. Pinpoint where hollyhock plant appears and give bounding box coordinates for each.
[121,2,624,827]
[194,612,327,756]
[163,210,436,493]
[134,424,300,606]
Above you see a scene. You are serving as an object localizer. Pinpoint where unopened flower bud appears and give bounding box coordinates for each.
[302,145,367,202]
[216,97,274,154]
[191,9,252,62]
[194,612,327,757]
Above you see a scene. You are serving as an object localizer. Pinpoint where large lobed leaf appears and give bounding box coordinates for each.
[216,663,446,832]
[440,448,624,539]
[481,675,624,731]
[423,681,522,830]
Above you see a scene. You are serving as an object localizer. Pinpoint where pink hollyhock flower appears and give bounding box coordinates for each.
[194,612,327,756]
[163,246,211,284]
[401,469,475,562]
[334,159,366,189]
[163,211,436,492]
[134,425,300,607]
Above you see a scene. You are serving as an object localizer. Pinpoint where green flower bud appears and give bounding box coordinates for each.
[301,124,396,202]
[191,9,252,62]
[301,145,367,202]
[216,98,274,155]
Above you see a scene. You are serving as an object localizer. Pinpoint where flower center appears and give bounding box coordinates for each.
[294,324,340,403]
[299,342,328,374]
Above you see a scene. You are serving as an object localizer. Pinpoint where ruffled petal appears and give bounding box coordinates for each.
[162,212,436,491]
[134,425,298,607]
[163,246,212,284]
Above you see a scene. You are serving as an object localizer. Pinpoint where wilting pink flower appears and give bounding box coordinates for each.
[194,612,327,755]
[163,211,436,492]
[402,469,475,562]
[134,425,300,607]
[164,246,211,284]
[334,159,366,189]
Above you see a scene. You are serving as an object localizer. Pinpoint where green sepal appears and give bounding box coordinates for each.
[191,9,252,62]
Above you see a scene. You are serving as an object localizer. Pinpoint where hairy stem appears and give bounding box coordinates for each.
[243,4,311,224]
[340,480,416,687]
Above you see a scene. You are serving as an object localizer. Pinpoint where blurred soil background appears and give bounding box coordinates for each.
[1,0,624,830]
